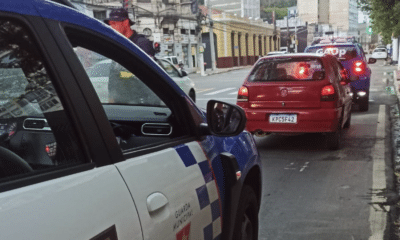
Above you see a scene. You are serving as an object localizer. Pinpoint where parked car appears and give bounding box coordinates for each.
[305,42,372,111]
[266,51,287,56]
[86,58,196,102]
[237,53,353,150]
[371,47,388,60]
[162,56,182,69]
[280,47,289,52]
[0,1,262,240]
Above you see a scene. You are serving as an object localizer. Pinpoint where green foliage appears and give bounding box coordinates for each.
[260,0,296,23]
[358,0,400,44]
[263,7,288,20]
[260,0,296,8]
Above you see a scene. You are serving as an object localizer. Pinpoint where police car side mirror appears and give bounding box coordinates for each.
[181,70,188,77]
[206,100,247,137]
[368,58,377,64]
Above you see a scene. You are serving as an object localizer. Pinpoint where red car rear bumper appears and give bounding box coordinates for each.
[244,108,341,133]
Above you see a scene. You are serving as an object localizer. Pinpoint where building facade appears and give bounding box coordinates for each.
[201,7,279,68]
[208,0,260,19]
[298,0,358,36]
[71,0,200,72]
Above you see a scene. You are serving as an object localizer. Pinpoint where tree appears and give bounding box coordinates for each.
[262,7,288,23]
[260,0,296,23]
[358,0,400,44]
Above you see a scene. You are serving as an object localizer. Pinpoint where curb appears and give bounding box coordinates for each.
[389,69,400,239]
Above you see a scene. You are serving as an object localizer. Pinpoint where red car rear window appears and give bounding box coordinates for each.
[248,58,325,82]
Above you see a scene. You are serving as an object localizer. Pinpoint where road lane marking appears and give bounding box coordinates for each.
[204,88,235,95]
[299,162,309,172]
[284,162,296,170]
[368,105,387,240]
[197,88,214,93]
[228,91,238,95]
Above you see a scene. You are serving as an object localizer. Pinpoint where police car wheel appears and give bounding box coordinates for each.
[233,185,258,240]
[359,99,369,112]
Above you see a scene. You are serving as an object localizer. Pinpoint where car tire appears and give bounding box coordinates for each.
[189,90,196,102]
[233,185,259,240]
[326,124,341,150]
[359,98,369,112]
[343,113,351,129]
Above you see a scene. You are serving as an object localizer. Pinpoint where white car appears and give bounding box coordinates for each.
[371,48,388,59]
[266,51,287,56]
[162,56,182,69]
[86,58,196,102]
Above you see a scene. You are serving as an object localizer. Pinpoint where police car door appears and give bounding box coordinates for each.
[0,12,142,240]
[64,29,222,240]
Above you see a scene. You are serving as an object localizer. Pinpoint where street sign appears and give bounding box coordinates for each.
[366,26,373,35]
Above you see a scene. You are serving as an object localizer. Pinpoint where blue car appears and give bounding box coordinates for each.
[305,43,371,111]
[0,1,261,240]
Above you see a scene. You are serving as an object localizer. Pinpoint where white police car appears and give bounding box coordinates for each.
[0,1,261,240]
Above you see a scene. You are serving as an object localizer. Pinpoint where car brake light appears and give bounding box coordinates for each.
[353,61,365,75]
[321,85,336,101]
[340,69,347,79]
[238,86,248,102]
[294,62,309,79]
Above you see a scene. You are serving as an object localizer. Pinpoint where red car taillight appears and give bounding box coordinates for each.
[237,86,249,102]
[353,61,366,75]
[321,85,336,101]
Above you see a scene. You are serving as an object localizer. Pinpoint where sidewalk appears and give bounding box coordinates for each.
[188,65,252,77]
[387,67,400,239]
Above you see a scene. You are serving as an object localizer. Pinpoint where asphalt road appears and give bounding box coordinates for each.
[190,61,397,239]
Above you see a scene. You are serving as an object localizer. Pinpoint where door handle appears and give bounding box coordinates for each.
[147,192,168,213]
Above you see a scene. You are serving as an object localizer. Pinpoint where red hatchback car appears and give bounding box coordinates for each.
[237,53,353,150]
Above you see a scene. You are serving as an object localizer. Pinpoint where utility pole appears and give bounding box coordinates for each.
[196,11,206,76]
[188,21,193,70]
[286,12,290,52]
[294,13,297,53]
[208,3,217,71]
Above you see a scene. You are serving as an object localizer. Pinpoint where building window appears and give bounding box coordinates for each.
[190,29,196,35]
[93,10,107,20]
[138,0,151,2]
[163,28,169,34]
[162,0,173,4]
[181,29,187,34]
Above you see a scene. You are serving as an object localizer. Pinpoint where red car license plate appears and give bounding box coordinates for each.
[269,114,297,124]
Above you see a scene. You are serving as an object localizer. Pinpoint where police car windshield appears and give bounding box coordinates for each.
[248,58,325,82]
[305,45,358,61]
